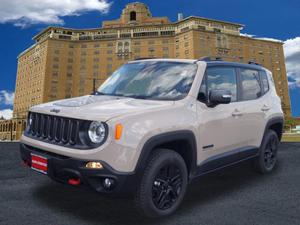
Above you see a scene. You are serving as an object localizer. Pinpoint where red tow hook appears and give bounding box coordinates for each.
[68,178,81,186]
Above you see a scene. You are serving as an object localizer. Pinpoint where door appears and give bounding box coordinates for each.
[235,68,267,149]
[196,66,245,165]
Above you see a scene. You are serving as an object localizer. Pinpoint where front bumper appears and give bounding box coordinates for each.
[20,144,139,197]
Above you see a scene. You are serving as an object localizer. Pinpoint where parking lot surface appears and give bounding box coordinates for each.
[0,142,299,225]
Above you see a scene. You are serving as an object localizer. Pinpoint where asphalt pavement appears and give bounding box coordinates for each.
[0,142,299,225]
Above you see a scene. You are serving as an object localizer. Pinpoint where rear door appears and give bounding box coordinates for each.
[235,67,267,150]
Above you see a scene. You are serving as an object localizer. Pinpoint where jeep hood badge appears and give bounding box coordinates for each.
[50,108,60,113]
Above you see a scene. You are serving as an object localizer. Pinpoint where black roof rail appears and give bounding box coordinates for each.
[198,56,211,61]
[248,61,262,66]
[197,56,223,62]
[134,57,156,61]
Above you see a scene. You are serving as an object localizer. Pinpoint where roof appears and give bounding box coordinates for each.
[176,16,244,28]
[128,58,266,71]
[128,58,197,64]
[33,14,244,40]
[205,60,265,70]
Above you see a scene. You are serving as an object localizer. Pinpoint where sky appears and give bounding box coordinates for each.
[0,0,299,119]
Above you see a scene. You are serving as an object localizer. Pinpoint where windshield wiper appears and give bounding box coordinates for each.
[123,94,152,99]
[94,92,124,97]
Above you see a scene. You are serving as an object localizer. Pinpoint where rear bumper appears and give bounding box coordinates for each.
[20,143,139,197]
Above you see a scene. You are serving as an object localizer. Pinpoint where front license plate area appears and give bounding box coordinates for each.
[31,153,48,174]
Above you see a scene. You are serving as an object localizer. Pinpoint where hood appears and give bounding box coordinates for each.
[30,95,174,121]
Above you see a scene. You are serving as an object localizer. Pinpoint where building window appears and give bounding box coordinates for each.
[130,11,137,21]
[118,42,123,51]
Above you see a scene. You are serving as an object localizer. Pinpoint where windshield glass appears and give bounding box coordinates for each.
[97,61,198,100]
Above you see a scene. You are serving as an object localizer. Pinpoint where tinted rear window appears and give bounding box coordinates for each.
[240,68,262,101]
[261,71,269,94]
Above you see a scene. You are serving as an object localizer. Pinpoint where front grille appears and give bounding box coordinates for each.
[25,112,89,149]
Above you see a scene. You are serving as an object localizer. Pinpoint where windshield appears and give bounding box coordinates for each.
[96,61,198,100]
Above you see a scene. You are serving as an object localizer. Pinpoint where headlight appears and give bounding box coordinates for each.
[88,121,106,144]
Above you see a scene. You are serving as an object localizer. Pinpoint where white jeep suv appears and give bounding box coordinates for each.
[20,58,284,217]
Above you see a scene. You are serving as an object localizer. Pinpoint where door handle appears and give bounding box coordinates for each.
[261,105,270,112]
[232,109,243,117]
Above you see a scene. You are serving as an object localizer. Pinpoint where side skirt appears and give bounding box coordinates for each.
[190,146,259,182]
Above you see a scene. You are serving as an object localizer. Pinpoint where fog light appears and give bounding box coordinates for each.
[103,178,115,189]
[85,162,103,169]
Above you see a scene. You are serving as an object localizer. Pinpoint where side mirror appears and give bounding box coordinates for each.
[209,89,231,106]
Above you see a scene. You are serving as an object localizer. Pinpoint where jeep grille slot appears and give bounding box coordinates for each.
[26,112,86,148]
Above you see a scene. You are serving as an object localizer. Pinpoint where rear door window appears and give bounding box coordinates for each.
[240,68,262,101]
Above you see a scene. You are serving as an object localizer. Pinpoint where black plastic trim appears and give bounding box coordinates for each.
[193,146,259,179]
[20,144,138,196]
[263,117,284,142]
[206,61,265,71]
[203,144,214,149]
[24,112,108,150]
[135,130,198,178]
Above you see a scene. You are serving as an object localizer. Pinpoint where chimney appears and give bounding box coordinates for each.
[178,13,183,21]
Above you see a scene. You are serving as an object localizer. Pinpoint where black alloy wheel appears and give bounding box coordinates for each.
[135,149,188,218]
[254,129,279,173]
[264,134,278,169]
[152,164,183,210]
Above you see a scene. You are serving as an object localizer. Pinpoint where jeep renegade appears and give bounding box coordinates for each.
[20,58,284,217]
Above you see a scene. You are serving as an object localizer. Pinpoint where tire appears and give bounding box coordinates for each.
[254,129,279,174]
[135,149,188,218]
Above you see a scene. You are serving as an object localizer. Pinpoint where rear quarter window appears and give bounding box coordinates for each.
[260,71,269,94]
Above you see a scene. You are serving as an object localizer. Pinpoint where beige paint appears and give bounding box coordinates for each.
[21,59,283,172]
